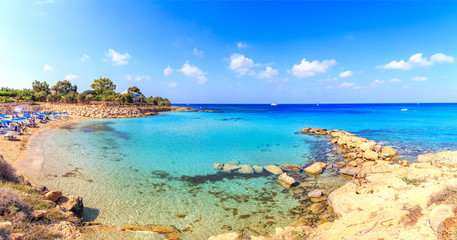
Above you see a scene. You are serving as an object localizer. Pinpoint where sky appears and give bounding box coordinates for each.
[0,0,456,103]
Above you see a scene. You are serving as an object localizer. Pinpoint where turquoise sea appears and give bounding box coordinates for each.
[27,103,457,239]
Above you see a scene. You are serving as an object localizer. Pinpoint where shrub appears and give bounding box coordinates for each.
[0,157,20,183]
[0,188,30,216]
[401,177,419,186]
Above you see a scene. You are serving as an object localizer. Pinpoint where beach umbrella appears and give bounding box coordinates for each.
[5,133,14,137]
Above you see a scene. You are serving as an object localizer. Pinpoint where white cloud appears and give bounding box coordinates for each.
[339,82,355,88]
[105,49,131,65]
[36,0,54,4]
[81,54,90,62]
[179,61,208,84]
[430,53,454,63]
[229,54,258,75]
[125,74,150,81]
[168,83,178,88]
[163,66,173,77]
[411,76,427,81]
[192,48,204,57]
[388,78,402,82]
[237,42,248,49]
[377,53,454,70]
[339,70,353,78]
[290,58,336,78]
[64,74,77,80]
[373,79,385,84]
[256,66,279,80]
[43,64,53,72]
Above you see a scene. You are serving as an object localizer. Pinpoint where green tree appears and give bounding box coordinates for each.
[51,80,77,94]
[32,80,50,93]
[91,78,116,95]
[127,86,142,95]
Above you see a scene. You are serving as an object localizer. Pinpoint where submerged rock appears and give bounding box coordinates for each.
[278,173,296,186]
[122,224,180,240]
[222,164,241,172]
[308,190,323,198]
[280,164,301,172]
[214,162,224,170]
[229,160,240,165]
[264,165,284,175]
[303,162,326,175]
[310,202,327,214]
[238,164,254,174]
[252,165,264,174]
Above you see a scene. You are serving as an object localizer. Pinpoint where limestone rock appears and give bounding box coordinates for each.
[363,149,378,161]
[214,162,224,170]
[381,146,399,157]
[429,205,454,232]
[9,233,24,240]
[308,190,323,198]
[417,153,436,163]
[44,190,62,202]
[334,162,346,167]
[432,151,457,167]
[340,167,361,176]
[310,202,327,214]
[229,160,240,165]
[278,173,296,186]
[0,221,12,228]
[359,141,376,151]
[50,221,81,239]
[303,162,326,175]
[222,164,241,172]
[264,165,284,175]
[252,165,264,174]
[280,164,301,172]
[56,194,83,218]
[32,210,47,219]
[238,164,254,174]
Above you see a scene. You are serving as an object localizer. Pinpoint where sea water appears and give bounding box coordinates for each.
[30,103,457,239]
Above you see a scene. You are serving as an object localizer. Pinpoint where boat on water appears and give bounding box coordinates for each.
[401,108,408,111]
[271,103,277,106]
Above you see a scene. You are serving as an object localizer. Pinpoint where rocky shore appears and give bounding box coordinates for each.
[209,127,457,240]
[39,103,193,118]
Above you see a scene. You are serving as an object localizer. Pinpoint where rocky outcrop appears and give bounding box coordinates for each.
[213,162,223,170]
[278,173,296,186]
[222,164,241,172]
[39,103,192,119]
[56,194,84,218]
[280,164,301,172]
[44,190,62,202]
[238,164,254,174]
[252,165,264,174]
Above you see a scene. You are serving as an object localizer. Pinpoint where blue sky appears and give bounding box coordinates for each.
[0,1,456,103]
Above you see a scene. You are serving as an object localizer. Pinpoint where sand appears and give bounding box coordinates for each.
[0,116,86,175]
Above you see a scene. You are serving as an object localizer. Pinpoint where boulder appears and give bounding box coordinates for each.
[222,164,241,172]
[252,165,264,174]
[429,205,454,232]
[303,162,326,175]
[334,162,346,167]
[32,210,48,219]
[363,149,378,161]
[359,141,376,151]
[278,173,296,186]
[264,165,284,175]
[44,190,62,202]
[340,167,361,176]
[280,164,301,172]
[238,164,254,174]
[213,162,224,170]
[56,194,84,218]
[381,146,399,157]
[229,160,240,165]
[301,127,311,133]
[308,190,323,198]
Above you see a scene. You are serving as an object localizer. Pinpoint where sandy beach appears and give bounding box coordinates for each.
[0,115,86,173]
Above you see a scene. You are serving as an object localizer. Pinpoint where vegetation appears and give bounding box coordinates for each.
[401,177,420,186]
[0,78,171,106]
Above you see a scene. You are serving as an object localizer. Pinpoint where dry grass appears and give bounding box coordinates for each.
[428,186,457,207]
[402,205,423,227]
[0,187,30,217]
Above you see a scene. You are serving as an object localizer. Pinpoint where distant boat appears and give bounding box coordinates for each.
[401,108,408,112]
[271,103,277,106]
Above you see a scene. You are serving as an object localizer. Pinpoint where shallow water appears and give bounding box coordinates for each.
[29,103,457,239]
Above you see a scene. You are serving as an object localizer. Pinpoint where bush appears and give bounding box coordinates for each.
[0,157,20,183]
[0,188,30,216]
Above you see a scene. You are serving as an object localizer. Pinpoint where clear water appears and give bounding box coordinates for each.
[29,103,457,239]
